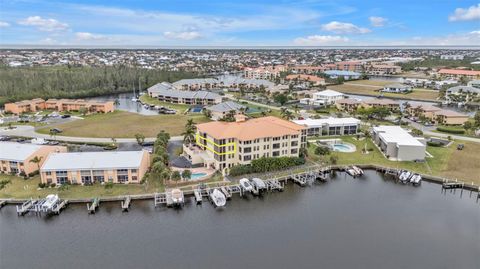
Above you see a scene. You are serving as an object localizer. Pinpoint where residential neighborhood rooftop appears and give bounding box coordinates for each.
[41,151,147,171]
[0,142,44,162]
[373,126,424,146]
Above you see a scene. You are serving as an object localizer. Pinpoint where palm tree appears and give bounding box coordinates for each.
[134,133,145,146]
[182,119,196,144]
[29,156,43,172]
[292,104,300,114]
[280,107,288,117]
[283,110,294,120]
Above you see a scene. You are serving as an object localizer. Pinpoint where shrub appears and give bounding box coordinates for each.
[104,182,114,189]
[0,179,11,190]
[427,141,443,147]
[38,182,46,188]
[437,126,465,134]
[229,156,305,176]
[314,146,331,155]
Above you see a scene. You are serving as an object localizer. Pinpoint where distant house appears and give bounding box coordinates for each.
[300,89,345,107]
[433,110,469,125]
[324,70,361,80]
[205,101,246,120]
[382,83,412,93]
[372,126,426,161]
[335,99,362,112]
[361,98,400,111]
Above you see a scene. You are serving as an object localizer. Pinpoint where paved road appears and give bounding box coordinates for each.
[0,125,183,143]
[406,119,480,143]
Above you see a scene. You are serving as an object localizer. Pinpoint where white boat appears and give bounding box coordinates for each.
[399,171,411,183]
[210,189,226,207]
[31,138,48,145]
[170,189,184,205]
[239,178,253,192]
[346,168,357,177]
[41,194,59,211]
[251,178,266,190]
[411,174,422,185]
[352,166,364,176]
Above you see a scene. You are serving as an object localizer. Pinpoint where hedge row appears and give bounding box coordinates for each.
[229,156,305,176]
[436,127,465,134]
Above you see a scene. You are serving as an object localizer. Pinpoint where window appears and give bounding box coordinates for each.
[273,143,280,149]
[46,171,52,176]
[243,155,252,161]
[117,175,129,183]
[272,151,280,157]
[131,169,137,174]
[132,176,138,181]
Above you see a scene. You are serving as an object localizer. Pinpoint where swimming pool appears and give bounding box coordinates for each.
[332,143,356,153]
[190,172,207,180]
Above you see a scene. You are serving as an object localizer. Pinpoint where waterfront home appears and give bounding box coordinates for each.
[323,70,361,80]
[147,82,222,105]
[0,142,66,176]
[438,69,480,79]
[382,83,412,93]
[183,116,306,173]
[335,99,362,112]
[361,98,400,112]
[300,89,345,107]
[445,85,480,104]
[40,151,150,185]
[205,101,246,121]
[292,117,360,136]
[372,126,426,161]
[4,98,114,115]
[407,104,441,119]
[173,78,219,91]
[366,64,401,75]
[244,65,287,80]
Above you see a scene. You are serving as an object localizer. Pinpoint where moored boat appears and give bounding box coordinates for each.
[210,189,226,207]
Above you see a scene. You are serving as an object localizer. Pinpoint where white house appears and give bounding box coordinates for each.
[372,126,426,161]
[382,83,412,93]
[293,117,360,136]
[300,89,345,107]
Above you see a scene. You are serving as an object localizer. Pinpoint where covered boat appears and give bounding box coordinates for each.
[239,178,253,192]
[210,189,226,207]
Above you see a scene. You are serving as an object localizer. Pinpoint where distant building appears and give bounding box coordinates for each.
[0,142,66,176]
[335,99,362,112]
[293,117,360,136]
[244,65,287,80]
[183,116,306,172]
[285,74,325,85]
[440,55,464,60]
[335,61,363,73]
[445,85,480,104]
[362,98,400,111]
[4,98,114,115]
[438,69,480,79]
[300,89,345,107]
[382,83,412,93]
[205,101,246,120]
[432,110,469,125]
[147,82,222,105]
[372,126,426,161]
[324,70,361,80]
[467,80,480,88]
[40,151,150,185]
[173,78,219,91]
[289,65,324,74]
[367,64,401,75]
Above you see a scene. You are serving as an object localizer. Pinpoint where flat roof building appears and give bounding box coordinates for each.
[183,116,306,173]
[40,151,150,185]
[4,98,114,115]
[293,117,360,136]
[0,142,67,176]
[372,126,426,161]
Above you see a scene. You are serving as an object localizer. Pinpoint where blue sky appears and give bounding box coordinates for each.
[0,0,479,46]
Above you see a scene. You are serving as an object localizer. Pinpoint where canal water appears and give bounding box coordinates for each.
[1,170,479,269]
[86,92,158,115]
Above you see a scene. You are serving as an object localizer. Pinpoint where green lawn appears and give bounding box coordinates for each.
[0,174,165,200]
[307,135,479,184]
[36,110,210,138]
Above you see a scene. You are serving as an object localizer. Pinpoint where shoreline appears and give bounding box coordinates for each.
[1,164,478,205]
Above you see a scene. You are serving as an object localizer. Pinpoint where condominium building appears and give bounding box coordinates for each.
[40,151,150,185]
[0,142,67,176]
[285,74,325,85]
[173,78,219,91]
[445,85,480,103]
[362,99,400,111]
[300,89,345,107]
[293,117,360,136]
[372,126,426,161]
[147,82,222,105]
[205,101,246,121]
[4,98,114,114]
[244,65,287,80]
[183,116,306,172]
[366,64,401,75]
[438,69,480,79]
[335,99,362,112]
[335,61,364,73]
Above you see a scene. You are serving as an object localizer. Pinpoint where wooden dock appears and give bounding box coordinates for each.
[121,196,131,211]
[220,186,232,200]
[193,189,202,204]
[442,182,464,189]
[16,199,36,216]
[51,200,68,215]
[87,198,100,214]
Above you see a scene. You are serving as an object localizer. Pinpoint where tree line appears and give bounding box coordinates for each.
[0,65,197,105]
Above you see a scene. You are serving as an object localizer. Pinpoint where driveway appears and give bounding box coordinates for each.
[404,119,480,143]
[0,125,183,143]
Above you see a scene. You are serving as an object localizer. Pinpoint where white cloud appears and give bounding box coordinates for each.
[293,35,349,45]
[449,4,480,21]
[75,32,109,41]
[470,30,480,35]
[321,21,371,34]
[0,21,10,27]
[369,16,387,27]
[18,16,69,31]
[163,31,202,40]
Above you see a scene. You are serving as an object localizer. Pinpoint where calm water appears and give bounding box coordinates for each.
[87,92,158,115]
[1,171,478,269]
